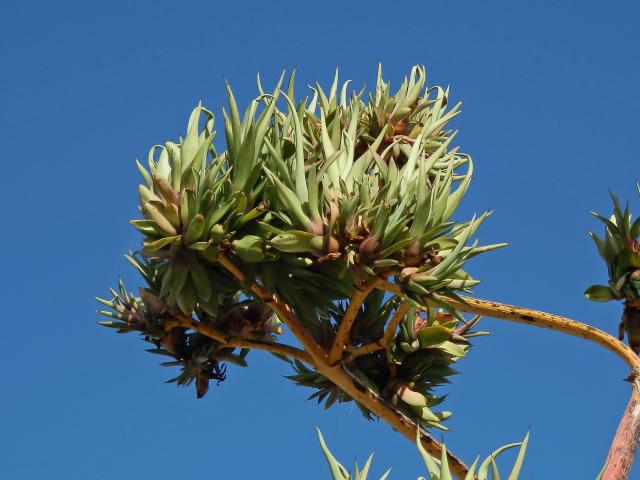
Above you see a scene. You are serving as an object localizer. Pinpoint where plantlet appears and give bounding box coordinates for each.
[586,189,640,352]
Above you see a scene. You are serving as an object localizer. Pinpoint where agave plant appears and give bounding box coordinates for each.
[317,428,529,480]
[98,64,504,434]
[585,189,640,352]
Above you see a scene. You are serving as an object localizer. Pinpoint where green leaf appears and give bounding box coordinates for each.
[188,260,212,301]
[584,285,617,302]
[416,430,442,479]
[590,211,619,234]
[417,325,452,347]
[143,236,181,251]
[184,213,205,245]
[617,248,640,271]
[143,203,178,236]
[438,341,467,358]
[464,457,480,480]
[440,443,452,480]
[281,92,308,204]
[478,443,520,480]
[506,432,529,480]
[233,235,267,262]
[264,167,311,229]
[443,156,473,221]
[136,159,153,188]
[317,429,350,480]
[181,104,202,170]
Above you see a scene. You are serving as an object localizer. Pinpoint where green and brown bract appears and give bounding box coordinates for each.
[97,65,504,431]
[585,189,640,352]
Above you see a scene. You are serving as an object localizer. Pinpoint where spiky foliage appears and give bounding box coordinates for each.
[317,428,529,480]
[97,254,281,396]
[98,65,503,430]
[585,189,640,352]
[288,299,486,430]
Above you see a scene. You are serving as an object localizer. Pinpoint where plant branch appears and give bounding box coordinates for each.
[347,300,413,357]
[378,281,640,373]
[162,316,314,365]
[449,295,640,374]
[214,260,472,478]
[217,253,327,364]
[314,361,472,480]
[380,281,640,478]
[448,295,640,479]
[446,295,640,479]
[327,280,379,365]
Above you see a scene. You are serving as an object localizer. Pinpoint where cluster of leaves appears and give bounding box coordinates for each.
[585,189,640,351]
[317,428,529,480]
[98,65,502,428]
[288,292,486,430]
[97,254,281,397]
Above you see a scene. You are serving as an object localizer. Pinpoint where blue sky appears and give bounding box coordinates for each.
[2,1,640,478]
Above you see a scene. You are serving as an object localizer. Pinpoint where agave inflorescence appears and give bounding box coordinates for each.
[585,189,640,352]
[98,65,504,431]
[317,428,529,480]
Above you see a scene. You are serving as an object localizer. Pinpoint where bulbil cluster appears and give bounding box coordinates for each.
[98,65,502,431]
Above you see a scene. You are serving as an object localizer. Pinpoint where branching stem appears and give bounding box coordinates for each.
[449,295,640,374]
[328,280,379,365]
[313,361,472,480]
[348,300,413,357]
[216,258,473,479]
[379,281,640,373]
[162,316,314,365]
[208,262,640,479]
[217,253,327,363]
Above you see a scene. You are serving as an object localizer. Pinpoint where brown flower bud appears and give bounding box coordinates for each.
[402,237,422,266]
[196,373,210,398]
[327,235,340,254]
[359,234,380,264]
[140,288,167,315]
[400,266,419,280]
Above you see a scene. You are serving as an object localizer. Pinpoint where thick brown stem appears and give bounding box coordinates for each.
[163,316,314,366]
[379,281,639,372]
[188,321,469,477]
[602,381,640,479]
[447,295,640,373]
[217,253,327,363]
[328,280,378,365]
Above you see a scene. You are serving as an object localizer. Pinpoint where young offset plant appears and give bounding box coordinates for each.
[97,65,640,479]
[585,190,640,352]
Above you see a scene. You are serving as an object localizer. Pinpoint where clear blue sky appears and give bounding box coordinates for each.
[2,1,640,478]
